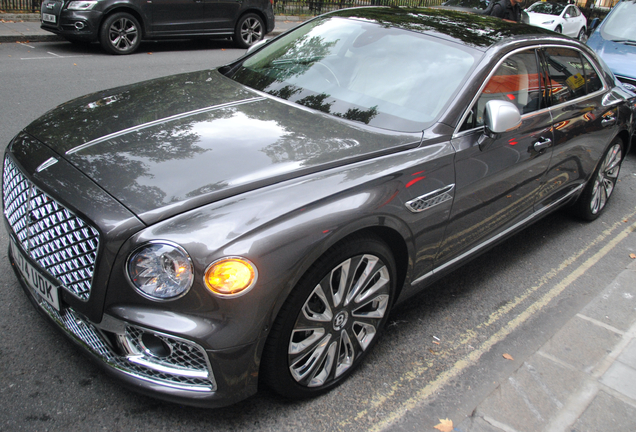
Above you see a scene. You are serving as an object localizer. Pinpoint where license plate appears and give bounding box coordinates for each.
[42,13,56,24]
[10,240,60,311]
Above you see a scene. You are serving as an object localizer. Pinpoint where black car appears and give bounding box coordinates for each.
[5,7,633,407]
[39,0,275,54]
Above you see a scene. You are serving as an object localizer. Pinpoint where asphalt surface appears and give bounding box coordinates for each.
[0,18,635,432]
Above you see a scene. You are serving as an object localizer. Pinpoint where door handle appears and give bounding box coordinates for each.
[601,116,616,127]
[533,137,552,152]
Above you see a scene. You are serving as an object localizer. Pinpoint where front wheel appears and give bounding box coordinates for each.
[577,27,586,40]
[261,235,396,398]
[554,25,562,34]
[234,13,265,49]
[99,12,141,55]
[571,138,623,221]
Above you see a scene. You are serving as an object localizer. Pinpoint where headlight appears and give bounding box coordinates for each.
[204,257,257,297]
[542,20,555,25]
[128,242,194,300]
[67,1,98,10]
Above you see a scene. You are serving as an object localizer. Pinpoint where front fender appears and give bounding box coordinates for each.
[103,140,456,351]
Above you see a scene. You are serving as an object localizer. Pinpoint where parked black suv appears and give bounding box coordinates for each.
[39,0,275,54]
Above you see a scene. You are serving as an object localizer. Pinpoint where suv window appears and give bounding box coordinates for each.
[460,49,545,131]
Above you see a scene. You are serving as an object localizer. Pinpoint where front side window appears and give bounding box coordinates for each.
[460,49,545,131]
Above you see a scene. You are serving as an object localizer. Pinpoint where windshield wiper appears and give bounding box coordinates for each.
[271,57,321,65]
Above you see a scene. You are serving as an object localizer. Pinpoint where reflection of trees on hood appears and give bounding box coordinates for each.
[27,70,253,153]
[235,99,412,167]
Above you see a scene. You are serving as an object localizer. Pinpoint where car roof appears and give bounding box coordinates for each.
[324,6,557,50]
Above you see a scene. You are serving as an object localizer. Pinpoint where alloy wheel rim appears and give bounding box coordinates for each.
[590,143,622,215]
[288,254,391,388]
[109,18,138,51]
[240,18,263,45]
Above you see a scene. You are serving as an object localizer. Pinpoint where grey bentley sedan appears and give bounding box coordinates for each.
[3,7,633,407]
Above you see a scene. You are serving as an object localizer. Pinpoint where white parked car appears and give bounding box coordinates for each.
[526,2,587,39]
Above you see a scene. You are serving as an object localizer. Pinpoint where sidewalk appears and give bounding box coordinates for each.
[0,13,303,43]
[457,257,636,432]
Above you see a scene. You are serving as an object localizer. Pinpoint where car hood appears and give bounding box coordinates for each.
[587,32,636,80]
[25,70,421,225]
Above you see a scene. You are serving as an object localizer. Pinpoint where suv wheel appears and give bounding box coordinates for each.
[100,12,141,55]
[234,14,265,49]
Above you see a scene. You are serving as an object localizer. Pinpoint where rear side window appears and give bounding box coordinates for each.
[543,47,586,105]
[460,49,545,131]
[581,55,603,94]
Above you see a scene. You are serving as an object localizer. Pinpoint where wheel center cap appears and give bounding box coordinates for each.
[333,311,348,331]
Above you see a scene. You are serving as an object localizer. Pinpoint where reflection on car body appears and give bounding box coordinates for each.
[2,7,633,407]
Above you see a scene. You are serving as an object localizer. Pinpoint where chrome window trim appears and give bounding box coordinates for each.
[453,44,609,139]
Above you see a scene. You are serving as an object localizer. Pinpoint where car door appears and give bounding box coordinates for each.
[436,48,554,265]
[534,46,617,211]
[147,0,207,34]
[204,0,242,31]
[562,6,578,37]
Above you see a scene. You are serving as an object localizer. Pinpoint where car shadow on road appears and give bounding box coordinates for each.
[44,37,242,56]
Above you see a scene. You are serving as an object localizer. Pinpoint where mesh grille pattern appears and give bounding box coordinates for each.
[126,327,210,372]
[3,156,99,300]
[37,298,215,391]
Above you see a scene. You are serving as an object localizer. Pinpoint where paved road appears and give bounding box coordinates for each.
[0,40,635,431]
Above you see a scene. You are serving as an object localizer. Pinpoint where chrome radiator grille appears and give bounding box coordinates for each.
[2,156,100,301]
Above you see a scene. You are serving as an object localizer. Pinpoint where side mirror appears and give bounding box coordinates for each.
[478,100,522,150]
[587,17,600,36]
[246,38,269,54]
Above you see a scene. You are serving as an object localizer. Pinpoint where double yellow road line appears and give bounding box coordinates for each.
[341,208,636,431]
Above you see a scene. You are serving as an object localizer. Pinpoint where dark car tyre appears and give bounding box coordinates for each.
[577,27,586,40]
[234,13,265,49]
[100,12,141,55]
[572,138,624,221]
[261,235,396,398]
[555,25,562,33]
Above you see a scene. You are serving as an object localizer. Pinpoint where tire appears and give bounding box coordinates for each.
[577,27,586,40]
[571,138,624,221]
[261,235,396,399]
[234,13,265,49]
[555,25,562,34]
[99,12,141,55]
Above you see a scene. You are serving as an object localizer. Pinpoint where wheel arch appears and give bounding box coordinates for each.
[237,9,270,33]
[98,6,146,39]
[256,219,412,347]
[616,129,631,155]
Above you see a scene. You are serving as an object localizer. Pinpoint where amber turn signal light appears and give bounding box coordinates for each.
[204,257,257,297]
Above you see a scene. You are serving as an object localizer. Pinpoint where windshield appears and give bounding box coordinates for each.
[227,17,478,131]
[601,0,636,42]
[527,2,566,15]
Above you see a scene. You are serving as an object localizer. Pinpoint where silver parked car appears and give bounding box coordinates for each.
[3,7,633,407]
